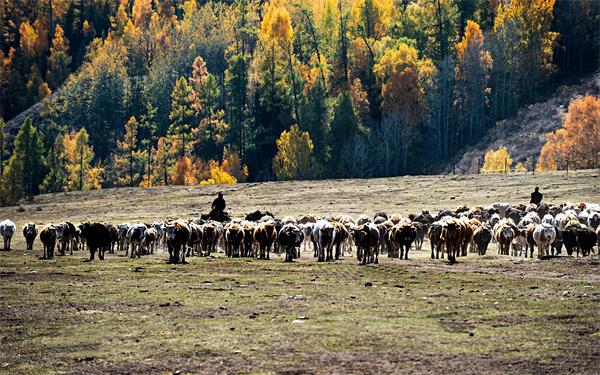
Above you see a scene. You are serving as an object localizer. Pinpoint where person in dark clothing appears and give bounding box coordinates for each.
[212,192,226,213]
[530,187,543,205]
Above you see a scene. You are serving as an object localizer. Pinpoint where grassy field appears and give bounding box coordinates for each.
[1,171,599,374]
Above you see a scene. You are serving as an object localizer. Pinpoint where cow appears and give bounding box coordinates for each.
[298,215,317,224]
[441,218,462,263]
[225,223,244,258]
[22,223,38,250]
[241,221,256,257]
[165,220,191,264]
[56,222,76,255]
[377,220,394,257]
[458,217,474,257]
[79,222,111,261]
[412,222,426,250]
[332,221,350,259]
[127,224,147,258]
[39,224,57,259]
[117,223,131,253]
[278,223,304,262]
[246,210,274,222]
[312,220,336,262]
[142,227,159,255]
[103,223,118,253]
[187,223,203,257]
[588,211,600,230]
[472,225,492,255]
[353,222,380,264]
[414,210,435,225]
[551,227,563,255]
[576,226,597,257]
[494,220,517,256]
[388,221,416,260]
[533,224,556,258]
[254,222,277,260]
[201,222,220,256]
[562,221,580,256]
[429,221,444,259]
[0,219,16,250]
[357,214,371,226]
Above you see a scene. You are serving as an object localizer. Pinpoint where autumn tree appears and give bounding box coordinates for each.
[173,156,196,185]
[114,116,146,187]
[222,147,249,183]
[64,128,96,191]
[152,136,175,186]
[374,44,435,175]
[455,20,492,144]
[273,124,315,180]
[47,24,71,89]
[200,161,238,185]
[481,146,513,173]
[538,95,600,171]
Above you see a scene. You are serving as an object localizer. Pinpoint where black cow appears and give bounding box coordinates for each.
[278,224,304,262]
[245,210,274,222]
[473,225,492,255]
[79,222,111,261]
[23,223,38,250]
[576,226,597,257]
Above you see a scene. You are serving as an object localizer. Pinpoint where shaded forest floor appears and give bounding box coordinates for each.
[1,171,599,374]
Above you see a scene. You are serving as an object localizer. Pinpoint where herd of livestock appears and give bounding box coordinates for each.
[1,201,600,265]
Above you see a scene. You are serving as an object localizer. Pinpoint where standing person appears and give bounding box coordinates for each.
[530,187,543,205]
[212,192,226,216]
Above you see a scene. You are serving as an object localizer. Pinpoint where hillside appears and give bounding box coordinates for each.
[454,73,600,173]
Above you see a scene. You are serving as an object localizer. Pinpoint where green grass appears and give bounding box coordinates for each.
[1,252,599,374]
[1,171,599,373]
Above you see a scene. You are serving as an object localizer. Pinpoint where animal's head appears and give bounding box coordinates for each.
[501,225,514,238]
[24,223,36,236]
[165,224,177,241]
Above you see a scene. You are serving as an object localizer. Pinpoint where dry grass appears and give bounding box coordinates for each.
[1,171,599,374]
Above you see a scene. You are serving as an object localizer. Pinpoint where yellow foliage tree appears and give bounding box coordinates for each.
[481,146,513,173]
[63,128,101,191]
[538,95,600,171]
[273,124,315,180]
[222,147,248,183]
[200,161,237,185]
[514,162,527,173]
[172,155,197,185]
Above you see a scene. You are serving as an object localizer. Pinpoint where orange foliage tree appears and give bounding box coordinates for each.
[538,95,600,170]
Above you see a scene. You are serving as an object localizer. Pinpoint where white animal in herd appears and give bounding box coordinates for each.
[0,219,16,250]
[533,223,557,259]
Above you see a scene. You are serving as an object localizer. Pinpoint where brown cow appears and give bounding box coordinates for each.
[225,223,244,258]
[388,221,416,260]
[165,220,191,264]
[254,222,277,260]
[40,224,57,259]
[429,221,445,259]
[242,222,256,257]
[494,220,517,256]
[441,218,462,263]
[353,223,380,264]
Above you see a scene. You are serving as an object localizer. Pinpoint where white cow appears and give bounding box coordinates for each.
[0,219,16,250]
[533,223,556,258]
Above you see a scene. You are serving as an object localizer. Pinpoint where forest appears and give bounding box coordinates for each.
[0,0,598,204]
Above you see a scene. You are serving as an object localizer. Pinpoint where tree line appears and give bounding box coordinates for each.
[0,0,598,204]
